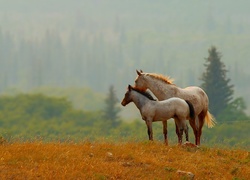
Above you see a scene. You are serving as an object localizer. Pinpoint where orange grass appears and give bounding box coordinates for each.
[0,141,249,179]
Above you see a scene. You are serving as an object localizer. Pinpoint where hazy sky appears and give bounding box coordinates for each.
[1,0,250,115]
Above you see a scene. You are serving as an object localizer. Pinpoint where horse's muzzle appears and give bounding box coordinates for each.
[121,101,126,106]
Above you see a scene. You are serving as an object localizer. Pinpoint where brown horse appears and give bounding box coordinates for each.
[121,85,195,145]
[134,70,216,145]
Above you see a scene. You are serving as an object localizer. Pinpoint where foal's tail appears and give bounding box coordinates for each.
[205,111,216,128]
[185,100,195,121]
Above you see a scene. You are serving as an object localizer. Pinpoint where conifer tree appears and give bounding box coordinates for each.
[201,46,234,118]
[103,85,121,127]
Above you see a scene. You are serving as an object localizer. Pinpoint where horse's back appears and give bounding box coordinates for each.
[161,97,190,116]
[183,86,207,98]
[180,86,209,114]
[163,97,187,105]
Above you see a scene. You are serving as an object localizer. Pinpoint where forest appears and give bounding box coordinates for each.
[1,1,250,108]
[0,1,250,148]
[0,93,249,148]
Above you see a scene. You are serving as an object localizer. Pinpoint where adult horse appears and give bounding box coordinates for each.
[134,70,216,145]
[121,85,195,145]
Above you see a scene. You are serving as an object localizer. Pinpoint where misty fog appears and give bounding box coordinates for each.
[1,0,250,116]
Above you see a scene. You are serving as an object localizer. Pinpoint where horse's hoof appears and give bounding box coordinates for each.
[182,141,198,148]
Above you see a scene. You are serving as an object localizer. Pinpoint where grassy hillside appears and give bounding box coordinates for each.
[0,141,249,179]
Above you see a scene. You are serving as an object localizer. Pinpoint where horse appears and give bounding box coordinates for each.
[121,85,196,145]
[134,70,216,146]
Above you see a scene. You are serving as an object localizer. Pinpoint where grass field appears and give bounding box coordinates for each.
[0,141,249,179]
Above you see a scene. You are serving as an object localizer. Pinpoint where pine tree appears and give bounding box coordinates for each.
[201,46,234,118]
[103,85,121,127]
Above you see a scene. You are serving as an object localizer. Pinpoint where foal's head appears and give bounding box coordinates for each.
[121,85,134,106]
[121,85,156,106]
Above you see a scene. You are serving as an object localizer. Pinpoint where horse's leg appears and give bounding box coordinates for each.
[197,112,206,146]
[184,123,189,142]
[145,120,153,141]
[188,116,199,145]
[176,125,184,145]
[162,120,168,145]
[177,119,186,145]
[179,127,184,145]
[174,119,183,145]
[175,121,180,144]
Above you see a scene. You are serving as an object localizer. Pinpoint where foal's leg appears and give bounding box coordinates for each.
[184,123,189,142]
[179,127,184,145]
[175,118,186,145]
[162,120,168,145]
[145,120,153,141]
[179,123,186,145]
[176,124,184,145]
[175,122,179,143]
[174,119,182,145]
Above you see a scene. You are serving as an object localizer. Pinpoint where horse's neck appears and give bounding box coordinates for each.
[147,78,179,100]
[131,91,149,110]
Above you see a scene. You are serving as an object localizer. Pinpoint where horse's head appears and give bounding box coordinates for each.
[121,85,133,106]
[134,70,148,90]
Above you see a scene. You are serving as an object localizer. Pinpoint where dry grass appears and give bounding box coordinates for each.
[0,141,249,180]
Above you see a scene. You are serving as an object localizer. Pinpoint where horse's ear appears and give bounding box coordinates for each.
[128,84,132,91]
[136,69,142,76]
[140,69,143,73]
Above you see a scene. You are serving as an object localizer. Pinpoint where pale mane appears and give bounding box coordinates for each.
[146,73,174,85]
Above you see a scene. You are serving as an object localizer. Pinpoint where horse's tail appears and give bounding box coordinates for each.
[185,100,195,121]
[205,111,216,128]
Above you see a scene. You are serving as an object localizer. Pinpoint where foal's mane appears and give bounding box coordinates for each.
[131,86,156,101]
[146,73,174,85]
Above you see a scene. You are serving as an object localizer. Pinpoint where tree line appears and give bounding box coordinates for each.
[0,92,249,148]
[0,27,249,97]
[1,47,249,147]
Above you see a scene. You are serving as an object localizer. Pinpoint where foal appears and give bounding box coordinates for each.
[121,85,195,145]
